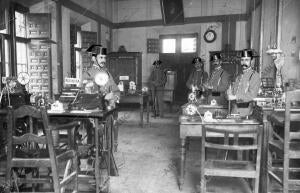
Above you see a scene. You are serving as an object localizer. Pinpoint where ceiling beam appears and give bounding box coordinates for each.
[114,14,249,29]
[53,0,113,28]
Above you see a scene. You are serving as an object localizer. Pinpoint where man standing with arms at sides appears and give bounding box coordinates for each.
[149,60,167,118]
[204,53,230,105]
[227,49,261,117]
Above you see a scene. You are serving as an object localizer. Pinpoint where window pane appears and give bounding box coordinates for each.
[181,38,196,53]
[16,42,27,74]
[162,39,176,53]
[15,11,26,38]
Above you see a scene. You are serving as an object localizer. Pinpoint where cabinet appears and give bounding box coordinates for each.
[107,52,142,90]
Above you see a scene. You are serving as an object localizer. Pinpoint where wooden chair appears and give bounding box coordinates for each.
[200,125,262,193]
[268,88,300,193]
[6,105,80,193]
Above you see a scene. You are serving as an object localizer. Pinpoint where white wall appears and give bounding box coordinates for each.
[112,0,248,84]
[281,0,300,81]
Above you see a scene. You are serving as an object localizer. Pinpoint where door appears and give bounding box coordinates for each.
[159,34,198,103]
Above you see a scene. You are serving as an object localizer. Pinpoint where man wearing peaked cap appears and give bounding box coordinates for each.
[149,59,166,118]
[226,49,261,117]
[82,44,120,105]
[204,53,230,105]
[186,57,208,92]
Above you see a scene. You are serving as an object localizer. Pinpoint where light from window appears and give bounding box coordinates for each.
[15,11,26,38]
[75,50,81,79]
[74,31,81,48]
[16,42,27,74]
[181,38,196,53]
[5,39,10,76]
[162,39,176,53]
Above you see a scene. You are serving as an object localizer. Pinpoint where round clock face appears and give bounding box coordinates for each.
[17,72,30,85]
[204,30,217,43]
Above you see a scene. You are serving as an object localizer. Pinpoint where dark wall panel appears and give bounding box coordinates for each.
[160,0,184,25]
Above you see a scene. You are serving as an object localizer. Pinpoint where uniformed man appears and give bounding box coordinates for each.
[82,45,120,147]
[227,49,261,117]
[186,57,208,94]
[82,44,120,108]
[149,60,166,118]
[204,53,230,105]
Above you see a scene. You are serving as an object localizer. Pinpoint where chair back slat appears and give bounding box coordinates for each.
[13,105,42,119]
[205,126,259,135]
[203,125,261,152]
[12,133,47,145]
[205,142,258,151]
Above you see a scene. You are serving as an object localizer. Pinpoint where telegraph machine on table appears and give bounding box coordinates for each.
[54,73,113,111]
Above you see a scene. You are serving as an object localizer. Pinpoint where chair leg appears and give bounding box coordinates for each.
[254,179,259,193]
[200,177,206,193]
[73,156,79,193]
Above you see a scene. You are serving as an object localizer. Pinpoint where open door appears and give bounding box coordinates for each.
[159,34,198,103]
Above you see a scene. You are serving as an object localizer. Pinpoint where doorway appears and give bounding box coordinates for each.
[159,33,198,103]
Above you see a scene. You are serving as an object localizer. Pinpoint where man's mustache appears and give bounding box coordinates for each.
[241,64,249,68]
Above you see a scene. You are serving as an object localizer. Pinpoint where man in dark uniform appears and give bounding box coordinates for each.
[204,53,230,105]
[186,57,208,92]
[227,49,261,117]
[82,45,120,150]
[149,60,166,118]
[82,44,120,108]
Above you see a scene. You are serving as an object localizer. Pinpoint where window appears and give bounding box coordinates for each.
[16,42,27,75]
[181,37,196,53]
[162,39,176,53]
[4,39,10,76]
[75,50,82,79]
[15,11,26,38]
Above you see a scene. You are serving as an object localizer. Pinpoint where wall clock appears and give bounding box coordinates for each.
[17,72,30,85]
[204,29,217,43]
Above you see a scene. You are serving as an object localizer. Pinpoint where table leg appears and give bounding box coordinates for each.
[146,95,150,124]
[140,95,144,127]
[260,116,270,193]
[94,118,100,193]
[179,138,186,190]
[113,112,119,152]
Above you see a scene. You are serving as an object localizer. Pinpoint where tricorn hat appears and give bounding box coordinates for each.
[192,57,202,64]
[86,44,107,56]
[210,53,221,61]
[240,49,253,59]
[153,60,162,65]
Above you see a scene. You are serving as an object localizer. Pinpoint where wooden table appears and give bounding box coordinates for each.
[197,104,228,115]
[179,115,261,190]
[48,109,118,193]
[119,92,150,127]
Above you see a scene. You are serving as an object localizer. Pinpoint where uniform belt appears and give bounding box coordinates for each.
[236,102,251,108]
[211,92,221,96]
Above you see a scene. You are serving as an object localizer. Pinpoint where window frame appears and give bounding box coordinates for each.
[160,33,198,54]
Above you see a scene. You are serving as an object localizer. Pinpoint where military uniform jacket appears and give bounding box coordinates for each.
[82,65,120,97]
[207,67,230,92]
[149,67,167,88]
[186,70,208,89]
[206,67,230,105]
[230,68,261,116]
